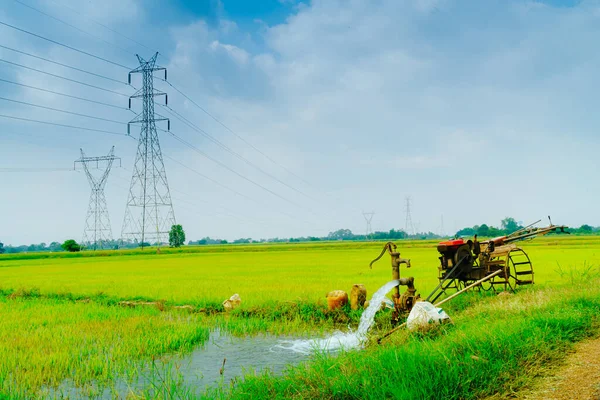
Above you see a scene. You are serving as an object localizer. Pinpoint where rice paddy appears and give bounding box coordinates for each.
[0,236,599,398]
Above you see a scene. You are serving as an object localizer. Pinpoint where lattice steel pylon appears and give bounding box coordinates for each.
[363,211,375,241]
[75,147,120,250]
[121,53,175,248]
[405,196,415,236]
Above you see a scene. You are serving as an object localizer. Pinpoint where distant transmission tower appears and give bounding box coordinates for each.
[75,147,120,250]
[121,53,175,248]
[404,196,415,236]
[363,211,375,240]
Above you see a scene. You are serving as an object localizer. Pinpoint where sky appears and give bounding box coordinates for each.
[0,0,598,246]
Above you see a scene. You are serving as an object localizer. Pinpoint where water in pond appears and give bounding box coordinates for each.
[48,280,399,398]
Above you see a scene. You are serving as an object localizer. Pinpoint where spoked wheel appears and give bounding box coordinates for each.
[506,248,534,288]
[479,276,495,292]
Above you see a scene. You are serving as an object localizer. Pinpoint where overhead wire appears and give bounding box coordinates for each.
[0,114,127,136]
[158,104,317,201]
[0,167,73,172]
[0,44,126,85]
[114,168,269,228]
[0,14,337,232]
[0,78,130,111]
[0,58,131,97]
[0,96,127,125]
[11,0,135,57]
[164,130,308,210]
[9,0,340,220]
[0,20,131,69]
[161,79,312,186]
[46,0,156,54]
[4,2,346,221]
[160,152,307,225]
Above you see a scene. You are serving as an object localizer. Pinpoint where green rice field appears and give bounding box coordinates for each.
[1,236,599,398]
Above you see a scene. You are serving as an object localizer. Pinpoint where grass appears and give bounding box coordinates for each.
[205,283,600,399]
[1,236,597,308]
[0,296,210,399]
[0,236,598,398]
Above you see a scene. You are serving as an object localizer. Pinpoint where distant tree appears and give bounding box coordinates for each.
[0,242,4,254]
[61,239,81,252]
[501,217,520,234]
[477,224,491,237]
[169,224,186,248]
[456,227,476,237]
[579,224,593,234]
[220,239,228,244]
[327,229,354,240]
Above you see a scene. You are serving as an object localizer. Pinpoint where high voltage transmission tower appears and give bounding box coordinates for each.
[404,196,415,236]
[75,146,121,250]
[121,53,175,248]
[363,211,375,241]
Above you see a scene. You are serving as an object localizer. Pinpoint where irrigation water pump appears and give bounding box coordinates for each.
[368,218,568,327]
[370,242,420,325]
[426,219,568,303]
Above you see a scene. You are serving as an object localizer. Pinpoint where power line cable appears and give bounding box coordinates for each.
[0,78,130,110]
[12,0,134,57]
[0,58,130,97]
[0,44,126,85]
[46,0,155,54]
[0,167,73,172]
[0,113,127,136]
[0,19,131,69]
[159,104,317,201]
[165,130,308,210]
[0,96,126,125]
[162,79,311,186]
[114,168,268,228]
[160,152,306,225]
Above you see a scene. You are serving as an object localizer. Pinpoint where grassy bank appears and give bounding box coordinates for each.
[208,281,600,399]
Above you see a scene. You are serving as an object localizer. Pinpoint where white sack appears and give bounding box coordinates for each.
[406,301,450,331]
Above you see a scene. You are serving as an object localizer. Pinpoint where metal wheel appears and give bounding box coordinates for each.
[506,248,534,288]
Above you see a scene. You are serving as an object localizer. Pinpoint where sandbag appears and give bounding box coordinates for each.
[406,301,450,331]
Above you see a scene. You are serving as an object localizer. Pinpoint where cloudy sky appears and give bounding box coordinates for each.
[0,0,598,245]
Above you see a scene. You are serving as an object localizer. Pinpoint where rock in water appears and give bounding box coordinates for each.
[223,293,242,311]
[326,290,348,310]
[350,284,367,310]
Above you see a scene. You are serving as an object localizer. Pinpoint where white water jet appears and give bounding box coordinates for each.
[276,280,400,354]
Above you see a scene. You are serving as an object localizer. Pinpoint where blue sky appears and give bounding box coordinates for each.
[0,0,598,245]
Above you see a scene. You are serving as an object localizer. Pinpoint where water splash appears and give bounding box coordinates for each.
[276,280,400,354]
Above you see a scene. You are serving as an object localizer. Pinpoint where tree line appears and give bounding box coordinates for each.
[1,218,598,254]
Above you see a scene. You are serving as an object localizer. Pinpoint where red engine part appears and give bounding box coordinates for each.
[438,238,465,248]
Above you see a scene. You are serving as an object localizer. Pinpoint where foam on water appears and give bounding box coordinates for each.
[276,279,400,354]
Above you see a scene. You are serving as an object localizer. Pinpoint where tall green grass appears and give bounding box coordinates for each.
[209,283,600,399]
[0,297,210,399]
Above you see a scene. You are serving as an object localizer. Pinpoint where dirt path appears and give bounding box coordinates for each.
[519,336,600,400]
